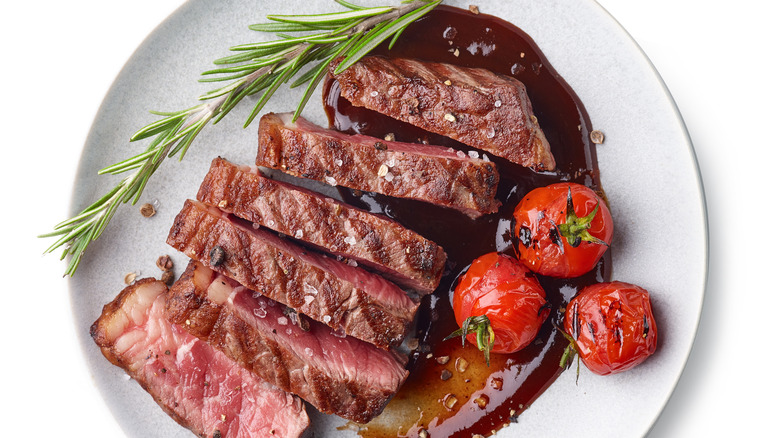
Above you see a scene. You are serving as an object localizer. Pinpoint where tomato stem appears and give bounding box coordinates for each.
[444,315,496,366]
[555,323,581,383]
[557,187,609,248]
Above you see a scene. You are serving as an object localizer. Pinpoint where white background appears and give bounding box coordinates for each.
[2,1,777,436]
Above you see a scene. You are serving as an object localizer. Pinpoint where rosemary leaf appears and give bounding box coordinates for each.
[212,72,274,124]
[266,7,394,25]
[98,149,158,175]
[247,22,325,33]
[387,21,411,49]
[292,34,360,117]
[245,59,300,127]
[202,54,289,75]
[336,0,439,73]
[129,113,187,141]
[291,55,333,89]
[292,56,335,119]
[229,32,334,51]
[334,0,366,10]
[212,48,283,65]
[43,184,124,234]
[130,170,156,205]
[197,78,247,98]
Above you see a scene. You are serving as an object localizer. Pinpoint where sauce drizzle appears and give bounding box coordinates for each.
[323,6,610,437]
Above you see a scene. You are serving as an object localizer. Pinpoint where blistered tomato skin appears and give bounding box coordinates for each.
[564,281,658,375]
[512,182,613,278]
[452,252,550,358]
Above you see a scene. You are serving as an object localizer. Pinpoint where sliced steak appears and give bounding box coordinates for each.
[197,157,446,294]
[90,278,309,438]
[330,55,555,171]
[167,199,417,349]
[256,112,500,218]
[167,260,409,423]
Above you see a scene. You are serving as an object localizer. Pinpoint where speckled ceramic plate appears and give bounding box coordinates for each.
[69,0,707,436]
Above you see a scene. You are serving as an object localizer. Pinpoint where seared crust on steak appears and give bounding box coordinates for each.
[256,112,500,218]
[331,56,555,171]
[167,261,409,423]
[197,157,446,294]
[167,199,417,349]
[91,279,310,438]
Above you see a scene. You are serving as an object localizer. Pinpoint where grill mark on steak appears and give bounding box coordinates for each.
[256,112,500,219]
[167,260,409,423]
[90,278,309,438]
[330,55,555,171]
[167,199,417,349]
[197,157,446,294]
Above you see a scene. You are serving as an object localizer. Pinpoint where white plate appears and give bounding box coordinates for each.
[69,0,707,436]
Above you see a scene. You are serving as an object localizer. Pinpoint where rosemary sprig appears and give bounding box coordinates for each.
[41,0,442,277]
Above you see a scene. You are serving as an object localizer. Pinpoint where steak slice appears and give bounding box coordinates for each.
[197,157,446,294]
[167,199,417,349]
[90,278,309,438]
[330,55,555,171]
[256,112,500,218]
[167,260,409,423]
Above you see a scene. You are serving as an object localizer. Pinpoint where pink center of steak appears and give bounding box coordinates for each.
[91,279,309,438]
[204,270,408,395]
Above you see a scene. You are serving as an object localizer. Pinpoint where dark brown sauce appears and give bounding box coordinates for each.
[323,6,610,437]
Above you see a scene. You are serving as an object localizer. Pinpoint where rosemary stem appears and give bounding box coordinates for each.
[42,0,442,276]
[180,103,217,133]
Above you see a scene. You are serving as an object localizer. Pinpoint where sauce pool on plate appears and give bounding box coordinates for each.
[324,5,610,437]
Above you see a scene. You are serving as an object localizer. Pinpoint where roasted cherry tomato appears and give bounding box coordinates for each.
[563,281,658,375]
[512,182,613,278]
[448,252,550,365]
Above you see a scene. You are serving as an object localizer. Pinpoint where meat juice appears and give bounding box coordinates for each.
[323,6,610,437]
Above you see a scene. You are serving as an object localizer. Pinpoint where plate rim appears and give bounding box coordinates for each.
[590,0,709,432]
[66,0,709,436]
